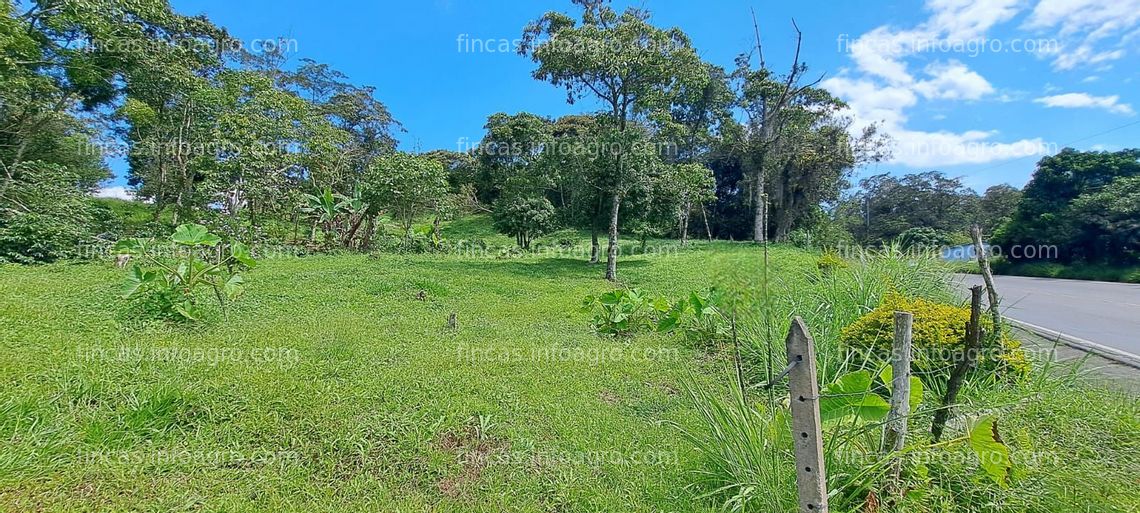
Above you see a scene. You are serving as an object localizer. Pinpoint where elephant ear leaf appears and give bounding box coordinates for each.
[880,366,924,414]
[172,302,204,321]
[171,224,221,247]
[908,377,923,414]
[819,370,890,423]
[121,265,155,298]
[229,242,257,268]
[968,416,1012,487]
[223,274,246,299]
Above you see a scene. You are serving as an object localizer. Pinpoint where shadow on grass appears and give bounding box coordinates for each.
[421,257,651,281]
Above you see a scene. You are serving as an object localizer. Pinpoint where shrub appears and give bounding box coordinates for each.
[580,288,668,336]
[114,224,257,321]
[815,251,847,275]
[840,294,1030,377]
[582,288,727,343]
[492,196,556,249]
[656,289,728,345]
[0,210,93,263]
[0,162,101,263]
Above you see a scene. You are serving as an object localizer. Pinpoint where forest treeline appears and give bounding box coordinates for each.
[1,0,1136,276]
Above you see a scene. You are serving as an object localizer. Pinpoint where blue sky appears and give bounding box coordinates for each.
[103,0,1140,195]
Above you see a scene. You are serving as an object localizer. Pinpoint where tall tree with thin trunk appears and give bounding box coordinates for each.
[520,0,702,280]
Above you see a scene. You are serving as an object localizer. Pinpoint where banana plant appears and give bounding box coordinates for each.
[301,186,372,248]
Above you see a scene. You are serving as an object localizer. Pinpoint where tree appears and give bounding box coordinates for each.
[1000,148,1140,263]
[285,59,402,188]
[520,0,703,280]
[475,112,554,201]
[664,163,716,244]
[362,153,449,237]
[660,63,735,164]
[734,17,818,243]
[493,196,556,249]
[1070,176,1140,264]
[547,114,609,262]
[843,172,979,243]
[977,184,1021,235]
[1,0,222,261]
[0,162,101,263]
[765,87,887,240]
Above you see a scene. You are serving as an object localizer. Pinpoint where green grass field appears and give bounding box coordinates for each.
[0,223,790,511]
[1,219,1136,512]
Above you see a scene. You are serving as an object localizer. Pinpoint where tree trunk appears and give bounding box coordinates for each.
[360,217,375,249]
[680,201,691,246]
[701,203,713,241]
[589,228,600,264]
[605,192,621,281]
[343,213,366,248]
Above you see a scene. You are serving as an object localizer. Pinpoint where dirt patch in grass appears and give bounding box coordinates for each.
[435,423,510,499]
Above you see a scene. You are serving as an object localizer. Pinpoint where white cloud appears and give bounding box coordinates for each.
[820,77,917,126]
[1050,45,1125,71]
[94,186,135,200]
[846,27,922,84]
[913,60,995,100]
[888,129,1051,167]
[925,0,1023,40]
[1025,0,1140,69]
[1026,0,1140,36]
[1034,93,1135,115]
[823,76,1049,166]
[823,0,1048,167]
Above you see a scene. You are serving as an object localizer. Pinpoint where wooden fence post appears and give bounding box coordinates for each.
[884,311,913,496]
[932,285,983,441]
[786,317,828,512]
[971,225,1003,339]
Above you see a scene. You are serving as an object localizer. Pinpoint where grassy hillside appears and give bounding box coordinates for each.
[1,218,1136,512]
[0,228,801,511]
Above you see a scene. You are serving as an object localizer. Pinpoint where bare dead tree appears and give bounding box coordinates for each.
[738,12,824,243]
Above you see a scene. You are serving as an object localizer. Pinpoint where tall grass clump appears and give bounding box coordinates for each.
[684,243,1139,512]
[718,242,956,387]
[675,379,798,512]
[682,244,958,509]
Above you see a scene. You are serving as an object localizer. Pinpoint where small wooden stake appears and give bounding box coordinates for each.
[884,311,913,496]
[786,317,828,512]
[971,225,1003,339]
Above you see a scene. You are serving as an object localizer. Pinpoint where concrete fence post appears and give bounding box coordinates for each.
[884,311,913,496]
[786,317,828,512]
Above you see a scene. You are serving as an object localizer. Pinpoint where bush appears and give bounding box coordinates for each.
[580,288,668,336]
[492,196,556,249]
[0,163,102,263]
[840,294,1030,377]
[114,224,256,321]
[581,288,726,343]
[0,210,93,263]
[815,251,847,275]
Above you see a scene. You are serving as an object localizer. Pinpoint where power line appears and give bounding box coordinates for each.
[974,118,1140,175]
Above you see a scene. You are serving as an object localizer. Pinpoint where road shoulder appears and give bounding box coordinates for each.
[1012,325,1139,395]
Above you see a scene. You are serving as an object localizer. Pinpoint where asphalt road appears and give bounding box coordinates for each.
[955,274,1140,358]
